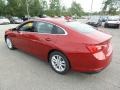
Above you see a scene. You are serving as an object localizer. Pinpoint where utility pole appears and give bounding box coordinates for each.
[26,0,30,18]
[89,0,93,18]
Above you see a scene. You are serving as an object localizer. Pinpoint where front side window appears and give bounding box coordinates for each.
[19,22,35,32]
[108,16,119,21]
[0,16,5,19]
[13,17,19,20]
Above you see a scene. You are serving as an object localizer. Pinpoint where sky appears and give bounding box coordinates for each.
[61,0,104,12]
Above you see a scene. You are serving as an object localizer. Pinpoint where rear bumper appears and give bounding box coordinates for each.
[66,51,113,73]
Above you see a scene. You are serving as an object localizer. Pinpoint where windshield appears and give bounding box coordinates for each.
[108,16,119,21]
[65,22,96,33]
[0,16,6,19]
[89,16,100,22]
[13,17,20,20]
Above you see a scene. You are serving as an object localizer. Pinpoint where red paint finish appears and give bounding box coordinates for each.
[5,18,113,72]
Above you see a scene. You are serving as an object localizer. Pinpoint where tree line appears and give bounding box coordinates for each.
[0,0,119,18]
[102,0,120,15]
[0,0,84,17]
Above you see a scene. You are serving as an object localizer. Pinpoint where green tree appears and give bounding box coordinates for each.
[49,0,61,16]
[40,0,48,16]
[6,0,27,16]
[0,0,6,15]
[5,0,42,17]
[69,1,84,17]
[61,6,71,16]
[28,0,41,16]
[102,0,120,15]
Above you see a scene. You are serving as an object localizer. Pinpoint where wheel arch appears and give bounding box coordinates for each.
[48,49,64,61]
[47,49,71,68]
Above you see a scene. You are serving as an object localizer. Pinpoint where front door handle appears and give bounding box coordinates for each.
[45,38,51,41]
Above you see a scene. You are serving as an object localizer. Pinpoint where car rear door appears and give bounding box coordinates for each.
[26,21,58,60]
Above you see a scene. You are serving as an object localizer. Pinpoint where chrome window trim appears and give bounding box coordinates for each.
[35,20,68,35]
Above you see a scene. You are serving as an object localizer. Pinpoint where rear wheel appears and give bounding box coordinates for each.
[49,51,70,74]
[5,37,15,50]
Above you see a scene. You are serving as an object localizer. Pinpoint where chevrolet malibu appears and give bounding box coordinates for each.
[5,18,113,74]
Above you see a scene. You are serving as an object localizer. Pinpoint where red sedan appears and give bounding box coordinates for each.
[5,18,113,74]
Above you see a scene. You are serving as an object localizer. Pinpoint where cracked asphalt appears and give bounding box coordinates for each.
[0,24,120,90]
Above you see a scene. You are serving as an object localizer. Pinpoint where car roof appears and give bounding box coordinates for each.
[29,18,67,25]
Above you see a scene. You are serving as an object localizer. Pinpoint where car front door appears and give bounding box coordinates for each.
[11,21,38,53]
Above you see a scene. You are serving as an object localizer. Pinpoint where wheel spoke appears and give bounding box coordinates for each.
[59,65,64,71]
[52,57,57,63]
[58,55,62,60]
[56,55,59,60]
[60,63,66,67]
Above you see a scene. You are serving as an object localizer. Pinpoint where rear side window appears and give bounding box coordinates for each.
[65,22,96,33]
[36,22,53,34]
[35,21,65,34]
[52,26,65,34]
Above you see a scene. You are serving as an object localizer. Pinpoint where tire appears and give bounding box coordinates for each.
[104,23,108,28]
[49,51,70,74]
[116,24,120,28]
[5,37,15,50]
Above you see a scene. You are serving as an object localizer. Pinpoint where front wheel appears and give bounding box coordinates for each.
[49,51,70,74]
[5,37,15,50]
[104,23,108,28]
[116,24,120,28]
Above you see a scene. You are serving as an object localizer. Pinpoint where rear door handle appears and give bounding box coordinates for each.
[45,38,51,41]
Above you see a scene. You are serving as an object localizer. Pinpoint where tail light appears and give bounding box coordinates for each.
[87,44,109,54]
[87,45,103,53]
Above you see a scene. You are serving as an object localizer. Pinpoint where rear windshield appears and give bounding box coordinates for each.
[65,22,96,33]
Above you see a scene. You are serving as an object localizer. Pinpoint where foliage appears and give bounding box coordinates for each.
[0,0,85,17]
[0,0,6,15]
[102,0,120,15]
[48,0,61,16]
[69,1,84,17]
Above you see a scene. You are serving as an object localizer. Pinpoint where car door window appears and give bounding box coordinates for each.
[36,21,65,34]
[19,22,35,32]
[52,26,65,34]
[36,22,53,34]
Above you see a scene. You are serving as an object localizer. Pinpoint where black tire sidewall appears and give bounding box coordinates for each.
[49,51,70,74]
[104,23,108,28]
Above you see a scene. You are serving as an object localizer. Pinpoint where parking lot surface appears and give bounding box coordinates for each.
[0,24,120,90]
